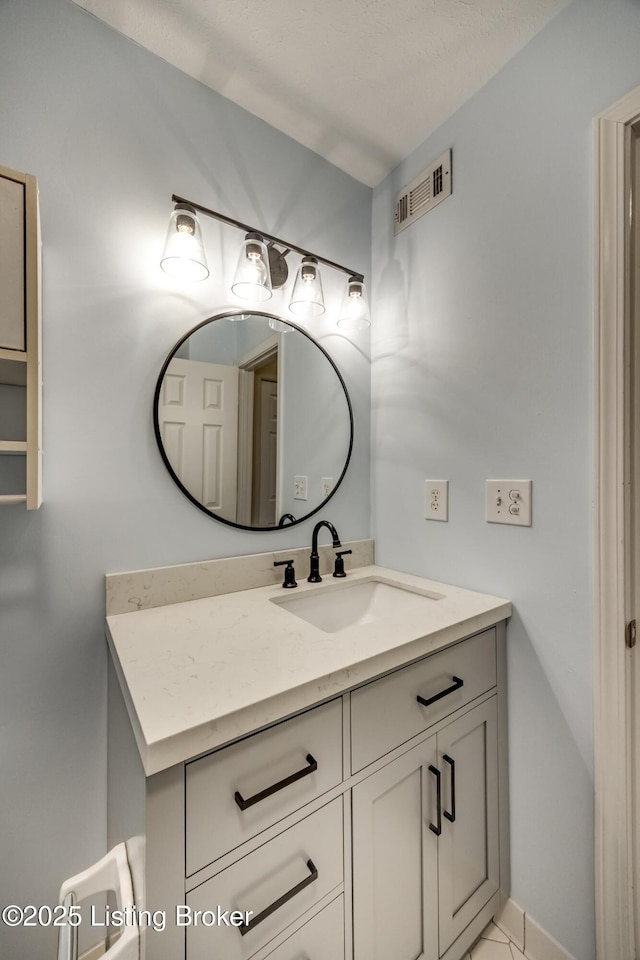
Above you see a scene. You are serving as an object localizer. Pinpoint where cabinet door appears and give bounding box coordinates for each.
[436,698,499,955]
[352,739,439,960]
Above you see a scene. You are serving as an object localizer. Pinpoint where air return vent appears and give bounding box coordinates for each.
[394,149,452,235]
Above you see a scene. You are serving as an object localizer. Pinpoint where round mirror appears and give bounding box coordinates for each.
[153,311,353,530]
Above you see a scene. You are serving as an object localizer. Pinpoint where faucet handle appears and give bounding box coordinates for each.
[333,549,352,578]
[274,559,298,589]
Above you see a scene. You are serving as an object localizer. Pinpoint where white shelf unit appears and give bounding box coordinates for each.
[0,163,42,509]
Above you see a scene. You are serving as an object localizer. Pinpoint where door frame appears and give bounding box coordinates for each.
[236,334,280,525]
[595,84,640,959]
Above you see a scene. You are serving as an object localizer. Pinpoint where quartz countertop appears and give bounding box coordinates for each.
[106,565,511,775]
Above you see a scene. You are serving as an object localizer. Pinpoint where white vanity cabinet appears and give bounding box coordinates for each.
[352,696,499,960]
[107,611,508,960]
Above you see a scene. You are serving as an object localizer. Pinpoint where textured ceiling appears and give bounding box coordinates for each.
[71,0,570,186]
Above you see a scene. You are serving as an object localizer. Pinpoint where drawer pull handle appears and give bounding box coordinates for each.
[443,754,456,823]
[234,754,318,811]
[239,858,318,936]
[416,675,464,709]
[428,765,442,836]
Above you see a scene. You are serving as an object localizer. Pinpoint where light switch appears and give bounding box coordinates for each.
[485,480,532,526]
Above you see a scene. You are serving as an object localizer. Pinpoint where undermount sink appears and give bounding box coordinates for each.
[271,576,443,634]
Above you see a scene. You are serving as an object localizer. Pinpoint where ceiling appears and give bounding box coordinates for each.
[71,0,570,187]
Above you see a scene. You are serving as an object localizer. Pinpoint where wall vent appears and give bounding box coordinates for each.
[394,149,452,235]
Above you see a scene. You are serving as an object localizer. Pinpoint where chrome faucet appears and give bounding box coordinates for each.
[308,520,341,582]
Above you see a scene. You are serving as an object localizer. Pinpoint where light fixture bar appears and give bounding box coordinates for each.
[171,194,363,281]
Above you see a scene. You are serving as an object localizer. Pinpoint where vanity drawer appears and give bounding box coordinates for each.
[186,698,343,875]
[263,896,344,960]
[186,797,344,960]
[350,628,496,772]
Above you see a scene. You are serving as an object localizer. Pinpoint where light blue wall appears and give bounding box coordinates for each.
[279,330,352,519]
[7,0,640,956]
[372,1,640,956]
[0,1,370,957]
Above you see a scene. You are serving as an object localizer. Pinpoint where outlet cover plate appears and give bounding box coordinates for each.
[321,477,335,499]
[293,476,308,501]
[485,480,532,526]
[425,480,449,521]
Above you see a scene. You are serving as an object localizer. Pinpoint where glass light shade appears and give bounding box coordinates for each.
[337,276,370,330]
[289,256,325,318]
[160,204,209,282]
[231,233,273,301]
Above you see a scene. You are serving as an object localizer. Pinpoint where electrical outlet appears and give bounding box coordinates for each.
[321,477,335,499]
[485,480,532,526]
[424,480,448,521]
[293,475,308,501]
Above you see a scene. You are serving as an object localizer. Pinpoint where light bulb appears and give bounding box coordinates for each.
[160,204,209,282]
[289,256,325,317]
[338,276,370,330]
[231,233,273,301]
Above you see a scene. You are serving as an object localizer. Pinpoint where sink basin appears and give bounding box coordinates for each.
[271,577,442,634]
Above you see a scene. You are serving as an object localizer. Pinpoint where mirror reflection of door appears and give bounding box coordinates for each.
[252,355,278,527]
[154,313,353,530]
[157,357,239,519]
[235,338,279,527]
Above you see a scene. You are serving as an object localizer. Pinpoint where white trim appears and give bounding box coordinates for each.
[494,899,575,960]
[237,333,281,523]
[494,897,525,952]
[237,333,279,371]
[524,913,576,960]
[236,367,254,526]
[595,86,640,960]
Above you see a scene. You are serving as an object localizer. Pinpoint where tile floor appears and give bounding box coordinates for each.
[464,921,526,960]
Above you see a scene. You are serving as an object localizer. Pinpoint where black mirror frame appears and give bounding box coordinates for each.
[153,310,354,531]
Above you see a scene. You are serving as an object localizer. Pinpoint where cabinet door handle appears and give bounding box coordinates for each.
[234,754,317,811]
[416,675,464,708]
[443,754,456,823]
[428,764,442,836]
[238,858,318,936]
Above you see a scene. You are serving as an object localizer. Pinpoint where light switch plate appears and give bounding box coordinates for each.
[425,480,449,521]
[485,480,532,526]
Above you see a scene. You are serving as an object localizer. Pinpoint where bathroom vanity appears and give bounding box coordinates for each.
[106,546,511,960]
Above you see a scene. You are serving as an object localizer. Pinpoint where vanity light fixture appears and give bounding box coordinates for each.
[160,203,209,282]
[337,275,370,330]
[231,233,273,301]
[289,256,325,318]
[160,194,369,328]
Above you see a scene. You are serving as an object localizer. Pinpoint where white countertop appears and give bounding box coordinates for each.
[106,565,511,775]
